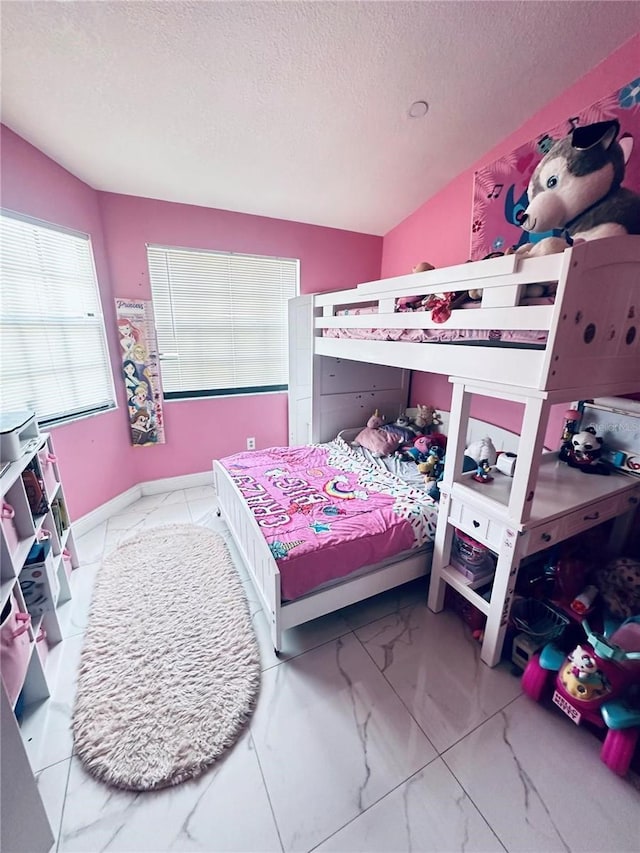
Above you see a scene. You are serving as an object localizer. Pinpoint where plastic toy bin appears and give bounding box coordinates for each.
[0,592,32,705]
[511,598,569,642]
[1,502,20,556]
[37,449,58,497]
[19,539,59,616]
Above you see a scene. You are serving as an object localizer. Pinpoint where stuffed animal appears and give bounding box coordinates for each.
[413,403,443,433]
[412,261,436,273]
[565,426,609,475]
[418,445,445,480]
[398,435,431,464]
[428,454,477,501]
[381,414,417,444]
[515,119,640,259]
[464,436,498,468]
[367,409,384,429]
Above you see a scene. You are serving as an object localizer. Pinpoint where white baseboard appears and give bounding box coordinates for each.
[141,470,213,495]
[74,485,142,537]
[74,470,213,536]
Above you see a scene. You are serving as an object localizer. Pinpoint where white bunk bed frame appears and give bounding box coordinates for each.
[214,235,640,655]
[315,236,640,396]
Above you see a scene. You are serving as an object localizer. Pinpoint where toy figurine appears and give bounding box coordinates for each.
[559,408,581,462]
[472,459,493,483]
[566,427,610,475]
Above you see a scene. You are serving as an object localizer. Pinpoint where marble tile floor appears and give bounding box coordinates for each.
[21,487,640,853]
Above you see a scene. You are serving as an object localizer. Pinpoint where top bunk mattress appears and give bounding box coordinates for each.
[219,437,438,601]
[323,304,550,348]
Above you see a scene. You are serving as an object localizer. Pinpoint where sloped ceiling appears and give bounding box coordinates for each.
[2,1,639,234]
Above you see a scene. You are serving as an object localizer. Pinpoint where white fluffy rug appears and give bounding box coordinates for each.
[72,524,260,791]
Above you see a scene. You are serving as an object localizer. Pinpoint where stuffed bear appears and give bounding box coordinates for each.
[413,403,443,433]
[515,119,640,259]
[565,426,609,475]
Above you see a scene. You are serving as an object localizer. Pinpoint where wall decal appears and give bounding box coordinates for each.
[115,299,165,446]
[471,78,640,259]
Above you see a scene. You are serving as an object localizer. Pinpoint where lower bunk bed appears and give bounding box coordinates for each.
[212,434,438,652]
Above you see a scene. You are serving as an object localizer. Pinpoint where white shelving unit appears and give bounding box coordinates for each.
[427,377,640,667]
[1,431,79,713]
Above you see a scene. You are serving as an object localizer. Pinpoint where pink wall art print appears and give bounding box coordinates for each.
[115,299,166,446]
[471,77,640,260]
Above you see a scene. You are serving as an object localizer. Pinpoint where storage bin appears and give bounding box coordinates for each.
[0,592,32,705]
[1,502,20,556]
[450,529,496,578]
[20,539,58,615]
[37,449,58,497]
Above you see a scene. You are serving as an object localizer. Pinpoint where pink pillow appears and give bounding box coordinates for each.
[353,427,402,457]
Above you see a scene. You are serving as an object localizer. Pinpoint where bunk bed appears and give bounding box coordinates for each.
[214,236,640,661]
[315,236,639,396]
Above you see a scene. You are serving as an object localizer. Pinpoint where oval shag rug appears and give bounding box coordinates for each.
[72,524,260,791]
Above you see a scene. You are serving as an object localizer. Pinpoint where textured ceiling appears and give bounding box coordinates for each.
[2,1,639,235]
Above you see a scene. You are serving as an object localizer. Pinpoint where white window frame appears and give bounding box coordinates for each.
[146,244,299,400]
[0,209,116,427]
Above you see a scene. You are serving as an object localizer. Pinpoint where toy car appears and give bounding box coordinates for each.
[521,616,640,776]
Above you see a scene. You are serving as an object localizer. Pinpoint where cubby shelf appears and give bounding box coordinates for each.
[1,432,78,716]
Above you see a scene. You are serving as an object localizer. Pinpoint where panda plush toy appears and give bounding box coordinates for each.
[566,426,610,475]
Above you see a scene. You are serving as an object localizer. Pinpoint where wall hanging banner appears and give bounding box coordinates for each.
[115,299,166,446]
[471,78,640,260]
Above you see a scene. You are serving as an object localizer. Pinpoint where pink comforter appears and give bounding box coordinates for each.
[221,438,438,600]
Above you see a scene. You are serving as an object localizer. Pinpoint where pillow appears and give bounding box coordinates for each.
[353,427,402,457]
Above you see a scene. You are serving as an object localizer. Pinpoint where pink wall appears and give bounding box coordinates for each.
[2,128,382,511]
[383,34,640,446]
[0,126,137,518]
[98,192,382,483]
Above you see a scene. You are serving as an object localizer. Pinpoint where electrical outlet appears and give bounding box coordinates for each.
[246,437,256,450]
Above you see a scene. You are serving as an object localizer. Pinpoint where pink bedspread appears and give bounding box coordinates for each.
[220,438,438,600]
[324,304,549,346]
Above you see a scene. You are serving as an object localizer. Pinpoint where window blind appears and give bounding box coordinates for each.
[0,211,116,425]
[147,245,298,397]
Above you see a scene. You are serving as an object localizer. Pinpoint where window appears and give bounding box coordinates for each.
[0,211,116,425]
[147,245,298,398]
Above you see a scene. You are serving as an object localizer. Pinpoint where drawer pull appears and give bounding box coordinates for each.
[541,533,552,542]
[472,520,480,528]
[583,512,600,521]
[629,496,639,505]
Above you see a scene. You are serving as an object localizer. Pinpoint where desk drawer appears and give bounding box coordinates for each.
[526,520,563,555]
[449,500,502,550]
[562,495,621,537]
[618,487,640,515]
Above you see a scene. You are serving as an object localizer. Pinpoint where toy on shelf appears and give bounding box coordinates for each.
[472,459,494,483]
[559,408,582,462]
[515,119,640,259]
[565,427,610,475]
[465,436,497,467]
[522,616,640,776]
[495,451,517,477]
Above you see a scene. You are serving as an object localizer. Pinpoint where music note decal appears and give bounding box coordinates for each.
[487,183,504,200]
